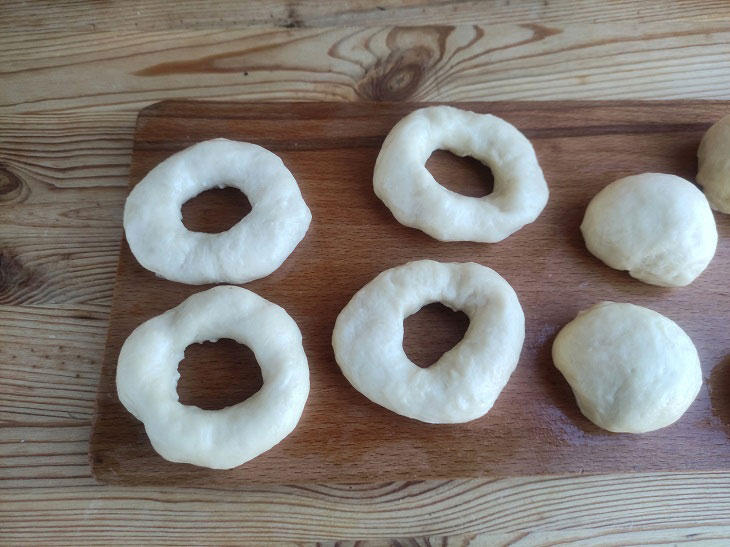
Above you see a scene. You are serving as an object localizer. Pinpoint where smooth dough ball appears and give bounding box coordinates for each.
[698,113,730,214]
[552,302,702,433]
[581,173,717,287]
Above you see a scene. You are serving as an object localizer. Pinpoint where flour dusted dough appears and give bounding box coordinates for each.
[373,106,549,242]
[332,260,525,424]
[124,138,311,284]
[116,285,310,469]
[581,173,717,287]
[552,302,702,434]
[698,113,730,213]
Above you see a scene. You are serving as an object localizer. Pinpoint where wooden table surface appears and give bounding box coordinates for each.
[2,1,730,544]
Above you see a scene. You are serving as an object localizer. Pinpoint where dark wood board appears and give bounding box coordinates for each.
[90,100,730,486]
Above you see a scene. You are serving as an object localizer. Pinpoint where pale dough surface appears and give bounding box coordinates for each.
[697,113,730,214]
[581,173,717,287]
[332,260,525,424]
[552,302,702,434]
[124,138,311,284]
[116,285,310,469]
[373,106,548,242]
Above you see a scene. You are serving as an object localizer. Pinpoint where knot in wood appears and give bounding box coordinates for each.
[358,46,431,102]
[0,250,33,298]
[0,165,25,203]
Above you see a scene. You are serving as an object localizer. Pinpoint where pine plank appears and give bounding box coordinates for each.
[3,22,730,114]
[3,0,730,32]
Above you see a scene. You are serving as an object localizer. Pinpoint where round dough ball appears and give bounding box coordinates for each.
[581,173,717,287]
[698,113,730,214]
[552,302,702,433]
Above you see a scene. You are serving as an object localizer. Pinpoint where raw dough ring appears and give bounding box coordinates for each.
[373,106,549,242]
[124,138,312,284]
[116,285,310,469]
[332,260,525,423]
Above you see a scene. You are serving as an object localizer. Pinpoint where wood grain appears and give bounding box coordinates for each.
[90,100,730,486]
[4,418,730,542]
[4,21,730,114]
[0,305,107,422]
[3,0,730,31]
[3,1,730,542]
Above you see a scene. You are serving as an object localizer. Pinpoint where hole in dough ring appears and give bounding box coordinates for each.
[116,285,310,469]
[124,138,312,284]
[332,260,525,424]
[373,106,549,242]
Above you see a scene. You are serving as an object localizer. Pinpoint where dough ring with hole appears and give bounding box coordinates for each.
[552,301,702,434]
[116,285,310,469]
[332,260,525,423]
[373,106,549,242]
[124,138,312,284]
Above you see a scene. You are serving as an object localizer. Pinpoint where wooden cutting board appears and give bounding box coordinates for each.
[90,100,730,486]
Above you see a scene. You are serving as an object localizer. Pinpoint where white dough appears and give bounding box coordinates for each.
[124,138,311,284]
[552,302,702,434]
[698,113,730,213]
[373,106,549,242]
[116,285,310,469]
[332,260,525,424]
[581,173,717,287]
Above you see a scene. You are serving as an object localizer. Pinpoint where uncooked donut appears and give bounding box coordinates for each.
[581,173,717,287]
[332,260,525,424]
[552,302,702,434]
[116,285,310,469]
[124,138,311,284]
[697,113,730,213]
[373,106,549,242]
